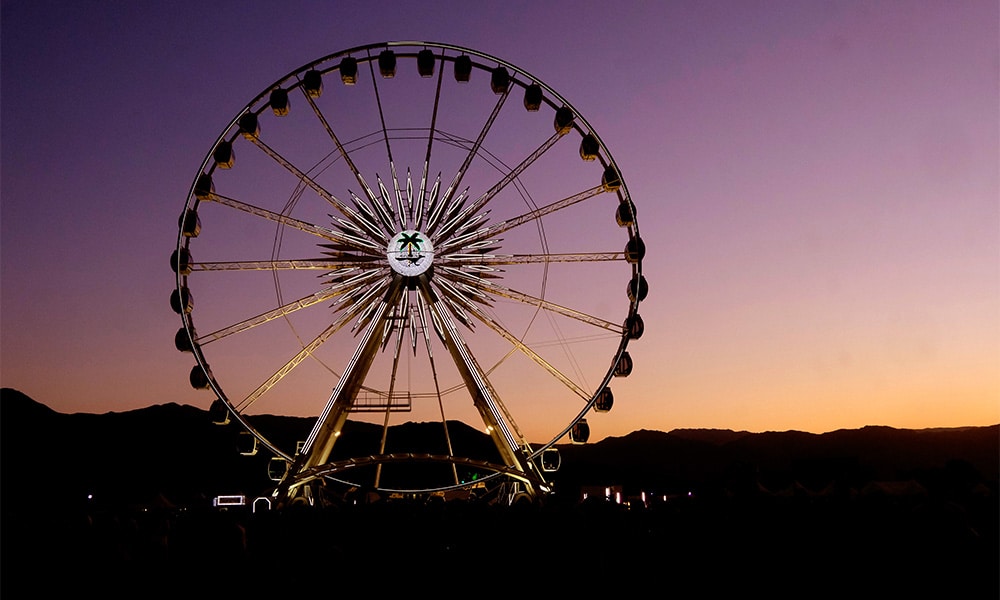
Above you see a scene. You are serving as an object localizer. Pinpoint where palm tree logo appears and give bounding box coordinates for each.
[387,229,434,276]
[397,232,424,265]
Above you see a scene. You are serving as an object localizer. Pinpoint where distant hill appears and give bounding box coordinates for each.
[2,388,996,510]
[555,424,999,497]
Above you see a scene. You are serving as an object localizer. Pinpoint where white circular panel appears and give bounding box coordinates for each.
[387,230,434,277]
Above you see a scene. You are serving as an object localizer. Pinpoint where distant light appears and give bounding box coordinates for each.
[252,497,271,513]
[213,495,246,507]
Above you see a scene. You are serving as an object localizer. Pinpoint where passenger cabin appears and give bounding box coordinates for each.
[174,327,193,352]
[616,201,636,227]
[554,106,574,134]
[625,313,644,340]
[595,387,614,413]
[340,57,358,85]
[490,67,509,94]
[601,165,621,191]
[213,141,234,169]
[194,173,214,200]
[171,248,191,275]
[523,83,542,111]
[625,237,645,264]
[210,399,230,425]
[379,50,396,78]
[189,364,209,389]
[614,352,633,377]
[454,55,472,82]
[180,209,201,237]
[417,49,435,77]
[268,457,288,481]
[580,133,600,161]
[237,431,258,456]
[302,69,323,97]
[238,113,259,139]
[170,287,193,314]
[269,88,290,116]
[541,448,561,472]
[570,419,590,444]
[628,274,648,303]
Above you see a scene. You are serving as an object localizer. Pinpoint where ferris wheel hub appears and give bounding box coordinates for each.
[387,229,435,277]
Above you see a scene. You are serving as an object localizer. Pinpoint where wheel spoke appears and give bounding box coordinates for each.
[363,50,407,235]
[366,48,394,167]
[241,133,377,236]
[434,184,606,255]
[417,49,446,228]
[425,87,510,235]
[438,251,625,267]
[299,86,381,218]
[434,130,564,242]
[195,269,386,345]
[235,303,359,413]
[189,258,382,272]
[203,191,383,254]
[434,278,591,401]
[436,267,624,334]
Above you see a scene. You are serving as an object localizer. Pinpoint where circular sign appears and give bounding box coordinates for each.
[387,230,434,277]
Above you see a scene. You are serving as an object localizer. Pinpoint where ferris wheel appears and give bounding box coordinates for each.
[172,41,646,506]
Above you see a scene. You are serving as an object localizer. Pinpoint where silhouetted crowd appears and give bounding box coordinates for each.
[3,487,996,597]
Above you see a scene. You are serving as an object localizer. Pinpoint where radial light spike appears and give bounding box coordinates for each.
[381,305,397,349]
[424,173,446,232]
[368,177,397,233]
[426,295,447,344]
[430,187,469,238]
[416,163,428,229]
[334,193,387,242]
[377,175,393,212]
[405,168,415,224]
[437,188,476,238]
[409,300,418,355]
[391,163,405,230]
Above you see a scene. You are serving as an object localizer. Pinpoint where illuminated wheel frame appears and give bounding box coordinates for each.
[172,41,646,506]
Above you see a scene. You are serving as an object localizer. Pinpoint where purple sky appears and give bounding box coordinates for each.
[2,0,997,442]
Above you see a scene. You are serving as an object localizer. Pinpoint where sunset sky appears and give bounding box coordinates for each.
[2,0,997,443]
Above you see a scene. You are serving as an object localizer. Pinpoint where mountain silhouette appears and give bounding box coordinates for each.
[2,387,995,508]
[1,388,996,597]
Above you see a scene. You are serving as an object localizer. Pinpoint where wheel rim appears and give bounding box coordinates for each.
[173,41,645,503]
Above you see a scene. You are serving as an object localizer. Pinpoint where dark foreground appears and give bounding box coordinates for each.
[4,491,996,598]
[2,391,995,595]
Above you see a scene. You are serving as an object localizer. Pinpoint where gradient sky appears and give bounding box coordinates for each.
[2,0,997,442]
